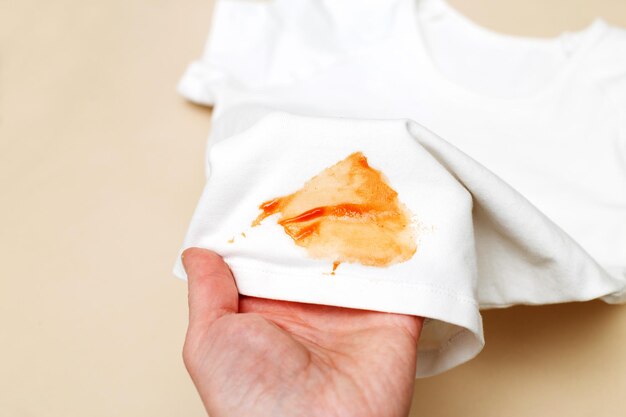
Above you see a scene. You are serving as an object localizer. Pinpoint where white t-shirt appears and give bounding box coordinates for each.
[174,108,621,377]
[180,0,626,284]
[176,0,626,374]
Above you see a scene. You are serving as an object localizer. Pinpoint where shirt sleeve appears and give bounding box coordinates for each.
[588,26,626,304]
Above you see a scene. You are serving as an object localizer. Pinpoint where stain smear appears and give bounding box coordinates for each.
[252,152,417,268]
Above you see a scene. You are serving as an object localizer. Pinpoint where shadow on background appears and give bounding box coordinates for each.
[410,300,626,416]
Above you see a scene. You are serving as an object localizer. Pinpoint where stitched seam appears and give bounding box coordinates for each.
[229,261,479,307]
[417,329,481,358]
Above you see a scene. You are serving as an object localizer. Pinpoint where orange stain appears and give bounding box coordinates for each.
[252,152,417,267]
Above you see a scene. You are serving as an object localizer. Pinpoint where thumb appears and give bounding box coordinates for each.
[182,247,239,331]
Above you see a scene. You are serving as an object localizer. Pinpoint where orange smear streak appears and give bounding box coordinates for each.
[279,204,372,225]
[280,206,327,224]
[252,198,284,226]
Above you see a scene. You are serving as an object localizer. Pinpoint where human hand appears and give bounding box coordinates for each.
[182,248,424,417]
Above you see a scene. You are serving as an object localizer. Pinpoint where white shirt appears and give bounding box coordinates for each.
[176,0,626,374]
[179,0,626,280]
[174,109,621,376]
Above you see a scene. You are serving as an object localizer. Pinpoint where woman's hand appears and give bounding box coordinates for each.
[182,248,424,417]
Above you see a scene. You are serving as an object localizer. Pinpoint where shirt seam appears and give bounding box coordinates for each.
[228,261,479,307]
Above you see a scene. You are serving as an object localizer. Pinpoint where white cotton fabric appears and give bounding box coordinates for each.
[177,0,626,307]
[174,109,623,377]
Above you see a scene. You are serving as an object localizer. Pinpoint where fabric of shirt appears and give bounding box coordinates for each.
[175,0,626,374]
[174,109,622,377]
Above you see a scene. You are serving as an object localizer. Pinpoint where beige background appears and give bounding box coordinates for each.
[1,0,625,416]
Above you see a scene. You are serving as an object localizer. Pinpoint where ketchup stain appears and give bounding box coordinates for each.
[331,261,341,275]
[252,152,417,268]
